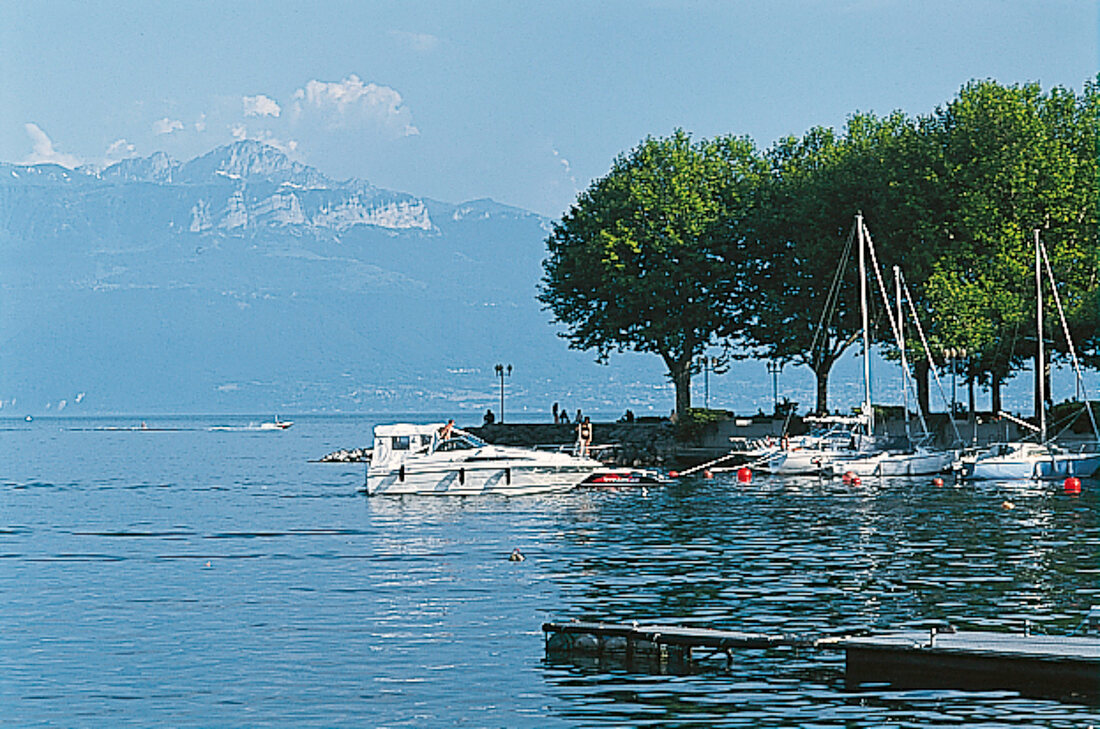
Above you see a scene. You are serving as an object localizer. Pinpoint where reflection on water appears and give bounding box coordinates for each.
[0,416,1097,727]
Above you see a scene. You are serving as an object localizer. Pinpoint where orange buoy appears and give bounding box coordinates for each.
[669,470,679,478]
[932,477,944,487]
[1064,477,1082,495]
[737,467,752,483]
[703,470,714,479]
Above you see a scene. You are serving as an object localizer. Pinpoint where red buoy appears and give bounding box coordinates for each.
[842,471,854,484]
[932,477,945,487]
[1064,477,1082,495]
[851,476,862,486]
[668,470,679,478]
[703,470,714,479]
[737,467,752,483]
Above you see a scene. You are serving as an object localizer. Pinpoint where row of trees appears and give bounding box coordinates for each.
[539,78,1100,418]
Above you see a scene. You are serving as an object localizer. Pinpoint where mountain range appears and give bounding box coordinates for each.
[1,140,681,416]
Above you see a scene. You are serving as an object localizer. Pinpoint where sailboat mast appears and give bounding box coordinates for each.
[1035,229,1046,442]
[895,265,910,441]
[858,213,873,436]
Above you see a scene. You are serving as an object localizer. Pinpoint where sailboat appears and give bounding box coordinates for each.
[957,231,1100,481]
[756,214,885,475]
[819,215,954,478]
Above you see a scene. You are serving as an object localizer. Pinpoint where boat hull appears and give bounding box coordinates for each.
[827,450,953,477]
[961,452,1100,481]
[366,463,598,496]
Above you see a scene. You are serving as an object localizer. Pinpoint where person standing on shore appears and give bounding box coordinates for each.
[552,402,559,423]
[576,416,593,457]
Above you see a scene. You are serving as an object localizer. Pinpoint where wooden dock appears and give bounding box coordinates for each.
[543,620,1100,702]
[840,630,1100,701]
[543,620,811,671]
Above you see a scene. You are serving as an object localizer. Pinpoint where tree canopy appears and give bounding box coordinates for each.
[538,131,765,416]
[541,78,1099,418]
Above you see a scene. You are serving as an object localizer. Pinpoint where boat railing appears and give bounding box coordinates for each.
[1054,440,1100,454]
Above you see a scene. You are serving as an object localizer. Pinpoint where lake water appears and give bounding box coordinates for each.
[1,414,1098,727]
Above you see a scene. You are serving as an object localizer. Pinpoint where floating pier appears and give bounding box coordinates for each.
[542,620,1100,702]
[840,629,1100,701]
[543,620,814,672]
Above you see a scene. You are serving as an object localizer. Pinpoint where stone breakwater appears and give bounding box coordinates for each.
[314,422,680,467]
[316,447,370,463]
[468,422,679,467]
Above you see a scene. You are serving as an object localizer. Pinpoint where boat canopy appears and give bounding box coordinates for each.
[374,423,445,438]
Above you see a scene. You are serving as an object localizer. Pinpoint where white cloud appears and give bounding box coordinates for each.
[292,74,418,136]
[230,123,247,140]
[389,29,440,52]
[195,113,207,132]
[105,138,136,160]
[243,94,281,118]
[153,117,184,135]
[23,123,81,168]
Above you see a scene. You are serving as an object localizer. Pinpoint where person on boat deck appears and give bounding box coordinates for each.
[483,409,495,426]
[574,408,583,424]
[576,416,593,457]
[439,419,455,440]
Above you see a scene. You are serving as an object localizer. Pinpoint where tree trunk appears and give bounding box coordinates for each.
[813,363,830,415]
[669,358,692,421]
[991,371,1003,415]
[967,375,976,421]
[1034,350,1051,423]
[914,359,930,417]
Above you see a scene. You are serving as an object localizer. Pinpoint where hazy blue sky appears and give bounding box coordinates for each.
[2,0,1096,217]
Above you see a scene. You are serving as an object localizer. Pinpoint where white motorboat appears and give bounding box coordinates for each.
[954,441,1100,481]
[364,423,650,496]
[260,416,293,430]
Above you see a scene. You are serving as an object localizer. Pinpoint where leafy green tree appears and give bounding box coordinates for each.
[741,113,922,414]
[921,79,1100,414]
[539,131,765,417]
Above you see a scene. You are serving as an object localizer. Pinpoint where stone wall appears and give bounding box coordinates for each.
[468,422,679,467]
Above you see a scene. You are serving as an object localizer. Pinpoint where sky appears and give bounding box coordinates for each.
[1,0,1097,218]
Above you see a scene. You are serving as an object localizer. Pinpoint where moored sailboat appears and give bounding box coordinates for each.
[957,231,1100,481]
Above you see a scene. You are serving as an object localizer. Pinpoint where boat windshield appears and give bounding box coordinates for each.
[435,434,486,452]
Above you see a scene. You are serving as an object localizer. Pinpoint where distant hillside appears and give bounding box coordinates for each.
[0,141,671,415]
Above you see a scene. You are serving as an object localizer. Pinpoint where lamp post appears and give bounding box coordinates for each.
[766,361,783,414]
[494,363,512,423]
[697,356,724,409]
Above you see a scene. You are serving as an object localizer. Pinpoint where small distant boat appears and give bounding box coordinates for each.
[259,416,293,430]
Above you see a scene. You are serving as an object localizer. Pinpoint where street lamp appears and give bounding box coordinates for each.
[945,348,966,419]
[766,361,783,414]
[494,363,512,423]
[697,356,724,409]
